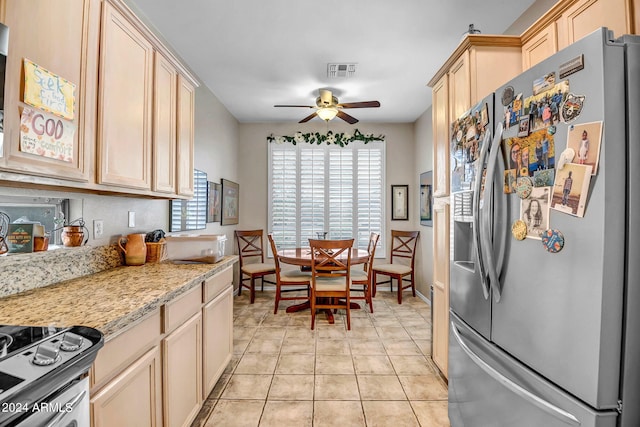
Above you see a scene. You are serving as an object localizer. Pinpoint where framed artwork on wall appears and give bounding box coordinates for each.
[420,171,433,226]
[221,179,239,225]
[391,184,409,221]
[207,181,221,223]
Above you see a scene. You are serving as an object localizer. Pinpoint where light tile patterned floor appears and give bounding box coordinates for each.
[191,290,450,427]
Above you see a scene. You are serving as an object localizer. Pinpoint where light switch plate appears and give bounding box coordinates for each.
[128,211,135,228]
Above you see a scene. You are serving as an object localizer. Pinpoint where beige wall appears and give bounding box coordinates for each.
[414,107,434,300]
[237,121,433,296]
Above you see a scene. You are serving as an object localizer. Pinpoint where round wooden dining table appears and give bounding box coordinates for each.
[277,247,370,322]
[277,247,370,267]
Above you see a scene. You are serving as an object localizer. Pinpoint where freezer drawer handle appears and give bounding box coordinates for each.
[451,321,581,426]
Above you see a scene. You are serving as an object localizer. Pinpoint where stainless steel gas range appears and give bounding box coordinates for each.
[0,325,103,426]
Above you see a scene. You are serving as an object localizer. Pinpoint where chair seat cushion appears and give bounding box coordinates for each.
[314,277,348,291]
[373,263,412,275]
[350,270,368,282]
[280,270,311,283]
[242,262,276,275]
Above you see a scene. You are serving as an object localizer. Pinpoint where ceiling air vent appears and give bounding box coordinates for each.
[327,63,357,78]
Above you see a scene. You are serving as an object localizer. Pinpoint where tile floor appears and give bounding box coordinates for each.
[191,289,450,427]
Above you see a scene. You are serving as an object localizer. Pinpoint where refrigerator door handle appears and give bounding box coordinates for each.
[451,320,581,426]
[472,129,492,300]
[481,122,503,302]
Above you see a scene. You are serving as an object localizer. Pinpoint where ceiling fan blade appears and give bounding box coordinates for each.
[338,101,380,109]
[274,105,315,108]
[337,110,359,124]
[299,112,318,123]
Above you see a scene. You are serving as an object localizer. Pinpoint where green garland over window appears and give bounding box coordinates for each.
[267,129,385,147]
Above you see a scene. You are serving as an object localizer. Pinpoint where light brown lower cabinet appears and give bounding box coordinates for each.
[89,265,234,427]
[162,312,203,427]
[90,346,162,427]
[202,285,233,398]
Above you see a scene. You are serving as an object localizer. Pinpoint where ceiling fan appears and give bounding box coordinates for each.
[274,89,380,124]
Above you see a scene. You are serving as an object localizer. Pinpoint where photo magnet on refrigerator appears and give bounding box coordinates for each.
[541,229,565,253]
[560,93,585,123]
[511,220,528,241]
[515,177,533,199]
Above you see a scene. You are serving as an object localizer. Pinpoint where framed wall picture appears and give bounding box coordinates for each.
[221,179,239,225]
[420,171,433,226]
[207,181,221,223]
[391,185,409,221]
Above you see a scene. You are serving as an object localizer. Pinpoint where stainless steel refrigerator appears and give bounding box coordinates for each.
[448,28,640,427]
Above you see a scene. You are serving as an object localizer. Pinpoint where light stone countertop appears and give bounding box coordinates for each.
[0,256,237,338]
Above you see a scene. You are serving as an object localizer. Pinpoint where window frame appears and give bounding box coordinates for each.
[268,139,386,255]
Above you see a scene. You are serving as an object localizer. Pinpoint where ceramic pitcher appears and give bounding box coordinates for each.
[118,233,147,266]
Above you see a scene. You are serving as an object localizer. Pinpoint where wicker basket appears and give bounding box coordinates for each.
[145,239,167,263]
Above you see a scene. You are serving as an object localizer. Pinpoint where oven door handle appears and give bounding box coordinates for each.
[44,389,86,427]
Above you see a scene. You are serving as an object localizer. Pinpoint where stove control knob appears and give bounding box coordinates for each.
[60,332,83,352]
[32,342,60,366]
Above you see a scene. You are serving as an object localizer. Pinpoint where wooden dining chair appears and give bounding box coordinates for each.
[309,238,354,330]
[267,234,311,314]
[235,230,275,303]
[350,232,380,313]
[372,230,419,304]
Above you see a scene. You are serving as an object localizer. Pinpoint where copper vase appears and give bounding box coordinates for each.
[61,226,84,247]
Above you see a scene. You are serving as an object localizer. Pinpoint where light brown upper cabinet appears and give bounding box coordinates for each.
[557,0,632,47]
[428,35,521,198]
[176,75,195,197]
[431,74,449,198]
[521,0,637,71]
[0,0,100,182]
[152,53,177,194]
[97,1,153,190]
[522,22,558,70]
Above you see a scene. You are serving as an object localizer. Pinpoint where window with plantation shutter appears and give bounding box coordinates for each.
[268,140,385,254]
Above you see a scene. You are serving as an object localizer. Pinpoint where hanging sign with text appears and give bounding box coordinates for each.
[20,107,75,162]
[23,58,76,120]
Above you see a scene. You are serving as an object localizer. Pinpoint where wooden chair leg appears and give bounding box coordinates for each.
[397,276,403,304]
[250,277,256,304]
[310,294,316,330]
[367,284,374,313]
[238,276,243,296]
[274,284,281,314]
[346,296,351,330]
[372,273,377,297]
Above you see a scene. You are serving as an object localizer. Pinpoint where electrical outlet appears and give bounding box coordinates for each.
[93,220,104,239]
[128,211,135,228]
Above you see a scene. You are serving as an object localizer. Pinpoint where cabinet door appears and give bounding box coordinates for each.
[432,198,450,378]
[97,1,153,190]
[557,0,631,48]
[1,0,99,181]
[163,312,202,427]
[202,285,233,398]
[432,74,449,198]
[176,75,194,197]
[522,22,557,70]
[152,52,177,193]
[448,51,471,124]
[91,346,162,427]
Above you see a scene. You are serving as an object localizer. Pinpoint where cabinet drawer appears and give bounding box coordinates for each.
[92,310,161,390]
[162,285,201,333]
[203,266,233,303]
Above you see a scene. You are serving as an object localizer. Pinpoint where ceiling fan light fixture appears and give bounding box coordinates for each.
[317,107,338,121]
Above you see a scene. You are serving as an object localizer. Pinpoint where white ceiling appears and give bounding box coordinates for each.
[127,0,538,124]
